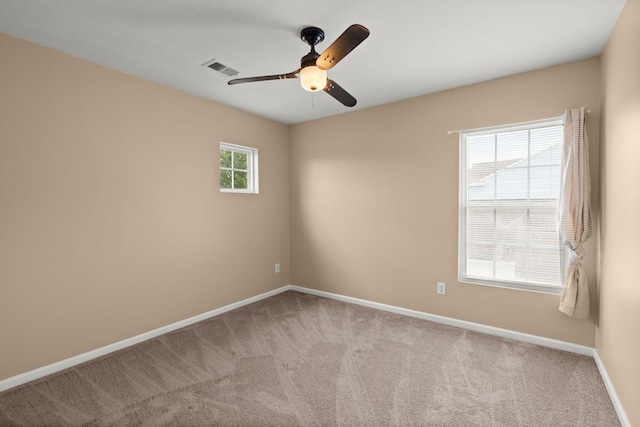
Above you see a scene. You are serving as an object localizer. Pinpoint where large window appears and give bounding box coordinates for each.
[219,142,259,193]
[458,118,565,293]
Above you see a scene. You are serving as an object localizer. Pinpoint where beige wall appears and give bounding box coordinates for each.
[599,0,640,425]
[290,58,601,347]
[0,33,290,380]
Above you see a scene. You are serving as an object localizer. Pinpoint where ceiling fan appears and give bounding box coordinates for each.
[228,24,370,107]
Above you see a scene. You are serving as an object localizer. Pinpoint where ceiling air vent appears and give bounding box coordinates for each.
[203,59,239,77]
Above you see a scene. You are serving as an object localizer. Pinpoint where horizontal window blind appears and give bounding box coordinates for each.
[459,118,565,293]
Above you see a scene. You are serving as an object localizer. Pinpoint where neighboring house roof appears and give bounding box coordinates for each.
[469,143,561,201]
[469,160,520,186]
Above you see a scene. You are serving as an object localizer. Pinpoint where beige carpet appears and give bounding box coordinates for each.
[0,290,620,426]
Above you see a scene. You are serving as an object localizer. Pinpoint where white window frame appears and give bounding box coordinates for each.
[219,142,259,194]
[458,117,565,294]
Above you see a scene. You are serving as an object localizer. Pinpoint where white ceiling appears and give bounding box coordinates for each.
[0,0,626,124]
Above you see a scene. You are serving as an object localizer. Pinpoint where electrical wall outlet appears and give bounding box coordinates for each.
[437,282,446,295]
[275,263,280,273]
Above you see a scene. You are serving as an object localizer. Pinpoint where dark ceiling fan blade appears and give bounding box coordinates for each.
[316,24,370,70]
[324,79,357,107]
[228,70,299,85]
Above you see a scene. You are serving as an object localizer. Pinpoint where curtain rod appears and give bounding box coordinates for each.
[447,109,591,135]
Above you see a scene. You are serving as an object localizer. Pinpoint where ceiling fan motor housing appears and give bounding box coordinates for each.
[300,51,319,68]
[300,27,324,67]
[300,26,325,47]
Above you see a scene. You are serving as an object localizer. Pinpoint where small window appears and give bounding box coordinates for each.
[219,142,258,193]
[458,117,565,293]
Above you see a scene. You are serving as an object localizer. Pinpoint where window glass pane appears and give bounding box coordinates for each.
[529,142,560,167]
[220,150,232,168]
[233,152,247,170]
[495,167,528,200]
[497,130,528,166]
[466,242,495,278]
[468,134,495,164]
[233,171,248,189]
[466,206,495,280]
[529,165,560,199]
[220,169,232,189]
[529,205,561,246]
[530,127,562,164]
[467,206,495,245]
[495,207,528,245]
[529,246,564,285]
[494,243,518,281]
[467,136,496,200]
[495,208,523,281]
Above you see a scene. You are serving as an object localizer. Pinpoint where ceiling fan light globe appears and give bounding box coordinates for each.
[300,66,327,92]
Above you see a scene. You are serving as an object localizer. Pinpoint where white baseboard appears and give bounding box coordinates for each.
[1,283,630,427]
[290,285,594,356]
[0,286,290,393]
[593,350,631,427]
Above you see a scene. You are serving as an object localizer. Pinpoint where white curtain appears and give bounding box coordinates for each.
[558,107,592,319]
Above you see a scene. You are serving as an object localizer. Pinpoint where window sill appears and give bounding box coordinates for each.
[458,276,563,295]
[220,189,259,194]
